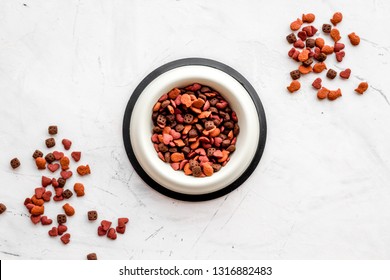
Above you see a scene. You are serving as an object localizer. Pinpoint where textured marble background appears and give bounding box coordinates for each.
[0,0,389,259]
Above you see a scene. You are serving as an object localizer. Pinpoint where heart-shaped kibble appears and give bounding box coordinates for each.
[26,203,35,212]
[116,226,126,234]
[53,195,64,202]
[60,171,73,180]
[107,228,117,240]
[71,151,81,162]
[162,134,173,145]
[312,78,322,89]
[53,151,64,160]
[48,227,58,237]
[42,191,52,202]
[97,225,107,236]
[60,233,71,244]
[51,178,59,188]
[340,68,351,79]
[101,220,112,231]
[118,218,129,228]
[62,139,72,150]
[34,187,46,199]
[30,215,41,224]
[41,216,52,226]
[213,150,223,158]
[55,187,63,196]
[48,163,60,173]
[336,51,345,62]
[24,197,32,206]
[58,224,68,235]
[42,176,52,187]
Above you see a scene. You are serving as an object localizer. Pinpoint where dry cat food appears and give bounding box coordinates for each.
[10,158,20,169]
[151,83,239,177]
[87,253,98,260]
[286,12,368,100]
[0,203,6,214]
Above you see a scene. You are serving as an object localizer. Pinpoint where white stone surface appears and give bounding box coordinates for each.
[0,0,389,260]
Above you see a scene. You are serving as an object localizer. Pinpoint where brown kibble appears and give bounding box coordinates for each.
[330,28,341,42]
[57,214,67,224]
[35,157,46,170]
[330,12,343,26]
[287,80,301,93]
[10,158,20,169]
[348,32,360,46]
[328,89,342,100]
[302,13,315,23]
[0,203,6,214]
[74,183,85,197]
[45,138,56,148]
[317,87,330,100]
[87,253,97,260]
[290,70,301,80]
[88,210,98,221]
[63,203,75,216]
[355,82,369,94]
[326,69,337,79]
[290,18,303,31]
[313,62,327,73]
[32,150,43,159]
[48,125,58,135]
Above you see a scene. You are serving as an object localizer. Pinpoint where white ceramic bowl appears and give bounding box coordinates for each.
[129,64,260,196]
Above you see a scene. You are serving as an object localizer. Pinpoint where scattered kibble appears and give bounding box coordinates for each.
[87,253,97,260]
[287,80,301,93]
[0,203,7,214]
[45,138,56,148]
[48,126,58,135]
[355,82,369,94]
[10,158,20,169]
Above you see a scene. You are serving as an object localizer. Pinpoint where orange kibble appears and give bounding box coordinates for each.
[348,32,360,46]
[191,98,205,109]
[73,183,85,197]
[328,88,342,100]
[217,150,230,163]
[152,102,161,112]
[330,12,343,26]
[317,87,330,100]
[321,45,334,55]
[190,106,202,114]
[190,139,200,150]
[313,62,327,73]
[315,38,325,49]
[290,18,303,31]
[330,28,341,42]
[298,65,313,74]
[183,163,192,175]
[355,82,368,94]
[60,156,70,171]
[180,94,192,107]
[198,111,211,119]
[63,203,75,216]
[298,49,310,62]
[35,157,46,170]
[168,88,180,99]
[287,80,301,93]
[170,152,185,163]
[77,165,91,176]
[302,13,315,23]
[182,125,192,135]
[209,128,221,137]
[202,163,214,177]
[31,205,44,216]
[173,139,185,147]
[31,195,44,206]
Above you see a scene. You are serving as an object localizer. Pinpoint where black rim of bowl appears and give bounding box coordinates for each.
[122,58,267,201]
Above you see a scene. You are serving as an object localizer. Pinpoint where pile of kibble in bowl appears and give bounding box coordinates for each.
[151,83,239,177]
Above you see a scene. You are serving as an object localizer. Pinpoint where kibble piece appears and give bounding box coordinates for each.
[57,177,66,188]
[328,89,342,100]
[88,210,98,221]
[45,153,55,164]
[286,33,297,44]
[63,203,75,216]
[192,166,202,177]
[326,69,337,79]
[0,203,6,214]
[48,125,58,135]
[32,150,43,159]
[290,18,303,31]
[87,253,97,260]
[316,53,327,62]
[306,38,315,48]
[62,139,72,150]
[330,12,343,26]
[290,70,301,80]
[317,87,330,100]
[302,58,313,67]
[10,158,20,169]
[77,165,91,176]
[302,13,315,23]
[355,82,369,94]
[312,78,322,89]
[45,138,56,148]
[74,183,85,196]
[348,32,360,46]
[330,28,341,42]
[62,189,73,199]
[340,68,351,79]
[57,214,67,224]
[287,80,301,93]
[322,24,332,33]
